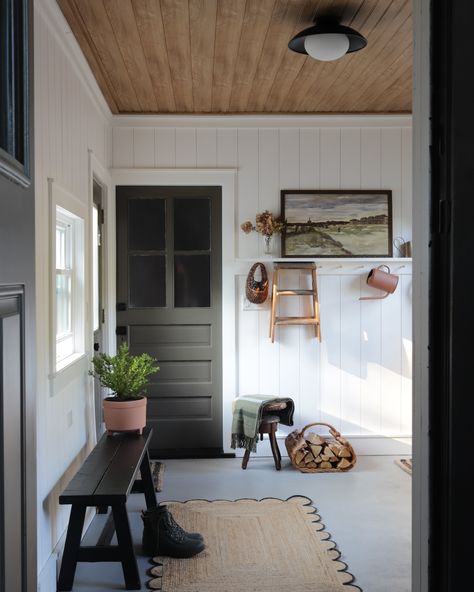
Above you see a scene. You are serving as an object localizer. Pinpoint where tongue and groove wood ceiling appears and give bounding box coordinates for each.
[57,0,412,115]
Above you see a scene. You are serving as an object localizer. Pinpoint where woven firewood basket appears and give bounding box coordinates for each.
[245,262,269,304]
[285,422,357,473]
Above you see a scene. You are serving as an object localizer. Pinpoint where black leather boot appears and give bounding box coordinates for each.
[141,505,204,541]
[141,508,205,558]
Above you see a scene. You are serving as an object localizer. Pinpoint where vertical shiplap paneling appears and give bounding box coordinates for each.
[360,280,382,435]
[299,128,319,189]
[258,128,279,256]
[278,128,301,429]
[339,274,362,434]
[196,128,217,167]
[216,128,238,168]
[381,127,403,242]
[237,129,259,258]
[257,129,280,394]
[361,128,381,189]
[133,128,155,167]
[401,127,413,242]
[319,275,342,429]
[320,128,341,188]
[340,128,361,189]
[113,128,134,168]
[236,129,260,395]
[47,30,59,179]
[155,128,176,167]
[175,128,197,167]
[380,282,403,434]
[237,276,261,395]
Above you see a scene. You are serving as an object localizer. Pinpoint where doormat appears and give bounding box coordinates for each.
[134,461,165,492]
[394,458,412,475]
[145,496,361,591]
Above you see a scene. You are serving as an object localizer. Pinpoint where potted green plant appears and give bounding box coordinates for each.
[89,343,159,435]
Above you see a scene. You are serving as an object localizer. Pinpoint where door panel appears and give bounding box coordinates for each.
[116,186,222,456]
[0,2,35,589]
[1,298,23,590]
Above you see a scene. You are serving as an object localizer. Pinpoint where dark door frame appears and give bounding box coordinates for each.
[428,1,474,590]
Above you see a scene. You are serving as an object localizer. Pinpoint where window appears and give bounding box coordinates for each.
[55,210,74,363]
[50,180,86,374]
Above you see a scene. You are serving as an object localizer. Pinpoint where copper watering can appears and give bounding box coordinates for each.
[359,265,399,300]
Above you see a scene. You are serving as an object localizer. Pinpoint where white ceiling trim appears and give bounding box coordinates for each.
[111,114,412,129]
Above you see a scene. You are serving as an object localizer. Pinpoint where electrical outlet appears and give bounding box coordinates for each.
[67,410,73,428]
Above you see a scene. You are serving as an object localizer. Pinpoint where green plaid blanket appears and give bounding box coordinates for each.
[230,395,295,452]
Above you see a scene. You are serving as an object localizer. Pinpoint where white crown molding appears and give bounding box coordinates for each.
[111,113,412,129]
[35,0,112,123]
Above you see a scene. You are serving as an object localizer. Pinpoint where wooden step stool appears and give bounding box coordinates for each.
[269,262,321,343]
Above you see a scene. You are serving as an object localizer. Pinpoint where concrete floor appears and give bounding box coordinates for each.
[72,455,411,592]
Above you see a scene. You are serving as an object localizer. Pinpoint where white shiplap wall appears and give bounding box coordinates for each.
[34,1,112,586]
[112,118,413,451]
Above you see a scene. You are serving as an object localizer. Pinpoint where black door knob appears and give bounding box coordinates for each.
[94,342,100,351]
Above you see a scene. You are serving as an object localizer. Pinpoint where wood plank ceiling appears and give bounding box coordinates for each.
[57,0,412,115]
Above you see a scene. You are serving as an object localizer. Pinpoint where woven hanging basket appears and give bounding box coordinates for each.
[245,262,269,304]
[285,422,357,473]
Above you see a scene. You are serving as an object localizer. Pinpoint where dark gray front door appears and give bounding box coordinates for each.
[116,186,222,457]
[0,2,36,590]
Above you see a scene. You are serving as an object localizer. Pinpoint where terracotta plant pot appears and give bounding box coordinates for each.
[103,396,147,435]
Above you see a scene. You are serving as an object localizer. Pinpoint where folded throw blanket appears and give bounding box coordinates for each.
[231,395,295,453]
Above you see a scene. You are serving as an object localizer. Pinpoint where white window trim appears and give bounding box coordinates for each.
[49,179,87,376]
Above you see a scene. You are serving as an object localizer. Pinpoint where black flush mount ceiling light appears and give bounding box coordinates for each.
[288,19,367,62]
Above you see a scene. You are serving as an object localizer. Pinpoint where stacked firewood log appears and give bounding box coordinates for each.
[285,423,357,472]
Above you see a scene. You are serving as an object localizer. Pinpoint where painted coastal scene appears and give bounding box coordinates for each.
[282,192,392,257]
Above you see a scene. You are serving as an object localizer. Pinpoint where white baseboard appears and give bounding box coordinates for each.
[229,435,412,458]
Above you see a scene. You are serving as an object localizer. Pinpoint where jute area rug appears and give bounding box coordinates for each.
[146,496,361,591]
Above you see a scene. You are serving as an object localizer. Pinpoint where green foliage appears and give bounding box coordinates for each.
[89,343,159,400]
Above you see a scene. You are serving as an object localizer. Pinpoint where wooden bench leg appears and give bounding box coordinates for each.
[139,449,158,509]
[57,504,87,591]
[241,449,250,469]
[269,424,281,471]
[112,503,141,590]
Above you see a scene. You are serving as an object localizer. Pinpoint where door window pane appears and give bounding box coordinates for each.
[129,255,166,308]
[129,198,165,251]
[174,255,210,307]
[174,198,210,251]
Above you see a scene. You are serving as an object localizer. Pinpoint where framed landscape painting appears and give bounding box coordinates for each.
[281,190,393,258]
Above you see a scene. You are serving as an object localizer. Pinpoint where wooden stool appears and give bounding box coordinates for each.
[241,402,287,471]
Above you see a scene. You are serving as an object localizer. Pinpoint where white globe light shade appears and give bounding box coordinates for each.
[304,33,350,61]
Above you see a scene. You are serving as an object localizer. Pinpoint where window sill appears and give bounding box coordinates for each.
[53,352,86,377]
[49,353,88,397]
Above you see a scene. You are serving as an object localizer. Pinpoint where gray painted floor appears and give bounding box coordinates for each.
[71,456,411,592]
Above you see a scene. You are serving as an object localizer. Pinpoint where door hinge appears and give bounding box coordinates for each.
[101,308,105,324]
[100,208,105,225]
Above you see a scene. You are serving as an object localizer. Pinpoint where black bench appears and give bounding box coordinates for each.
[57,427,157,591]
